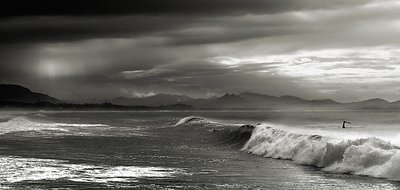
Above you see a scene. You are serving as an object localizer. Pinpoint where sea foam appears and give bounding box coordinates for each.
[0,116,108,135]
[243,125,400,180]
[0,156,185,185]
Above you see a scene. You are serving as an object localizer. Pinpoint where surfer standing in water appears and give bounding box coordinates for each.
[342,121,351,128]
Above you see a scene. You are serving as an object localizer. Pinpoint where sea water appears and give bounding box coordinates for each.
[0,110,399,189]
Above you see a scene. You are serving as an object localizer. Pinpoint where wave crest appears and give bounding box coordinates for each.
[175,116,215,126]
[242,125,400,180]
[0,116,65,135]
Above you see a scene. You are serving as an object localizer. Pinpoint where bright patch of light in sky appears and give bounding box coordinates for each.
[36,60,84,78]
[209,46,400,84]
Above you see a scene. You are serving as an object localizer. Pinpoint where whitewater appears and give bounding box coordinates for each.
[177,116,400,181]
[243,125,400,180]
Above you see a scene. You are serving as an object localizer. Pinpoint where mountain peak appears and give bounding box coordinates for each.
[222,93,237,97]
[309,99,340,104]
[220,93,249,101]
[0,84,32,93]
[238,92,263,97]
[279,95,306,102]
[359,98,389,104]
[0,84,59,104]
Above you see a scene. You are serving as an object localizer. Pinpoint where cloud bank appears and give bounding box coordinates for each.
[1,0,400,102]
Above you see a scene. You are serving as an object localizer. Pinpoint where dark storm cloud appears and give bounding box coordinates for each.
[0,0,369,17]
[0,16,190,44]
[2,0,400,102]
[0,15,309,46]
[0,0,371,45]
[162,25,303,46]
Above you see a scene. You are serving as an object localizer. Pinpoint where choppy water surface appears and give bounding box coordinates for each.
[0,110,400,189]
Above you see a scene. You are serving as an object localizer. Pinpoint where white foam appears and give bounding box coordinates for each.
[243,125,400,181]
[0,116,109,135]
[54,123,109,127]
[0,156,185,184]
[0,113,13,121]
[0,116,64,134]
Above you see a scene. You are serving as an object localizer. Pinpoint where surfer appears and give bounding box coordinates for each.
[342,121,351,128]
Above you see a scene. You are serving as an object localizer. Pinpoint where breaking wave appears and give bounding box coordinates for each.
[175,116,220,126]
[175,116,254,148]
[243,125,400,181]
[176,116,400,181]
[0,116,109,135]
[0,116,67,135]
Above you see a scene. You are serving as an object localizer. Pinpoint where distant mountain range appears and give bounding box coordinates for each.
[1,84,400,110]
[108,92,342,109]
[0,84,60,104]
[108,91,400,110]
[109,92,400,110]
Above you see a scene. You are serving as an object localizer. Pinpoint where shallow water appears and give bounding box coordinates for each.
[0,110,399,189]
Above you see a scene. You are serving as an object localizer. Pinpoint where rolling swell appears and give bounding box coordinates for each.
[216,124,255,148]
[175,116,254,148]
[243,125,400,181]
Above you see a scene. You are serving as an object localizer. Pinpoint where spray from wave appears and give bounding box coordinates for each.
[243,125,400,181]
[0,116,67,134]
[176,116,400,181]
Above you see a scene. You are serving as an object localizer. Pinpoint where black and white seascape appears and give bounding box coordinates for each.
[1,1,400,189]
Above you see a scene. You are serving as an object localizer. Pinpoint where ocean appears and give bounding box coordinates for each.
[0,110,399,189]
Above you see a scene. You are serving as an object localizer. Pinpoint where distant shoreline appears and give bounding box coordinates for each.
[0,101,193,111]
[2,101,400,112]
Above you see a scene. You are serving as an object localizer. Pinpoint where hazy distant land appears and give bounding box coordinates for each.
[1,84,399,110]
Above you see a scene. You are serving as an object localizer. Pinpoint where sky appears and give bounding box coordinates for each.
[1,0,400,102]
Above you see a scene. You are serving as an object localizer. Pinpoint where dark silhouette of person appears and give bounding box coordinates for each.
[342,121,351,128]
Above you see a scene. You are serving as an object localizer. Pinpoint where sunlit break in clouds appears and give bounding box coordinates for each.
[1,0,400,102]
